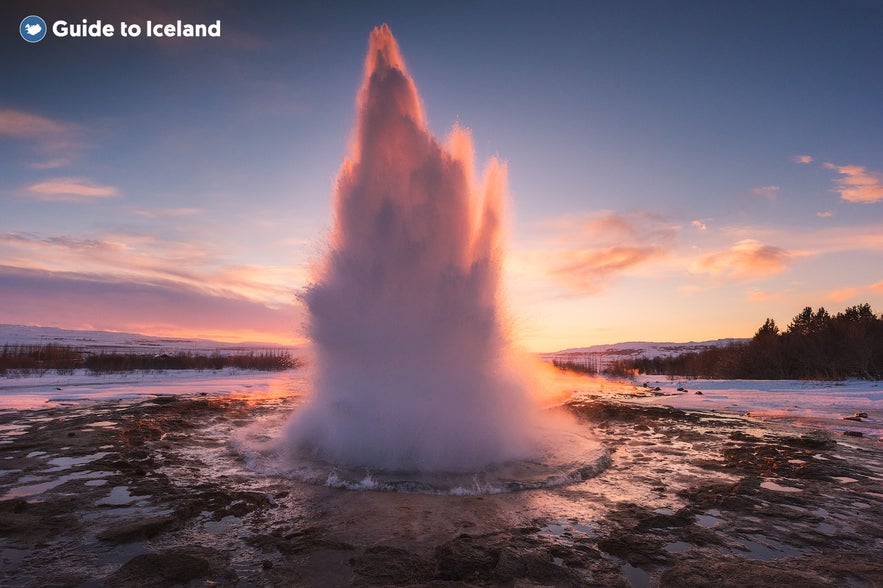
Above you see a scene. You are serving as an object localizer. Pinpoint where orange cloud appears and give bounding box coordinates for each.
[691,220,708,231]
[824,162,883,203]
[746,288,784,302]
[26,177,118,201]
[693,239,792,279]
[548,245,666,293]
[793,155,813,164]
[826,286,861,304]
[529,211,678,294]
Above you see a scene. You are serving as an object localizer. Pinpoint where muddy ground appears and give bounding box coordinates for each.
[1,392,882,587]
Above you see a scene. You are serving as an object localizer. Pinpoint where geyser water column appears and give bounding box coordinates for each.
[286,24,539,473]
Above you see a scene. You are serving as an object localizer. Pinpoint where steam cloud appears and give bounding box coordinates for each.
[285,25,539,471]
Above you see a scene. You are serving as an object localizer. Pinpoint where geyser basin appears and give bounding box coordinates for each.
[242,412,609,494]
[283,24,602,481]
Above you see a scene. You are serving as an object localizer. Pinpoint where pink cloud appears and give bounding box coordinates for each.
[750,185,780,200]
[693,239,792,279]
[534,211,678,294]
[0,109,75,139]
[133,208,203,219]
[26,177,118,201]
[0,109,84,167]
[0,265,304,345]
[0,230,303,309]
[793,155,813,164]
[824,162,883,203]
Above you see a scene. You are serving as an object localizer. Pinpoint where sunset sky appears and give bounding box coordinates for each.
[2,1,882,351]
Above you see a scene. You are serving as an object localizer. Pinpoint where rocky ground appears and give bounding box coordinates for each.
[1,391,882,587]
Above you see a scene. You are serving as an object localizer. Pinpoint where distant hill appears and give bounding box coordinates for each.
[0,324,290,354]
[544,338,747,368]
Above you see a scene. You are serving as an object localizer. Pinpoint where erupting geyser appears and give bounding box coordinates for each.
[282,25,601,484]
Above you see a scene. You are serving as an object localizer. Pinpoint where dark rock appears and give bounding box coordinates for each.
[434,535,500,581]
[105,546,235,587]
[350,545,433,585]
[662,557,829,587]
[97,515,180,543]
[843,431,864,437]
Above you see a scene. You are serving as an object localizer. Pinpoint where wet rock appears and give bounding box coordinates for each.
[97,515,180,543]
[661,557,828,588]
[248,526,354,555]
[498,549,586,586]
[434,535,499,581]
[105,546,235,587]
[350,545,434,585]
[0,498,80,543]
[596,534,669,567]
[843,430,864,437]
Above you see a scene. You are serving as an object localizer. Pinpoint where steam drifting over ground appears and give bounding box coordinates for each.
[284,25,546,472]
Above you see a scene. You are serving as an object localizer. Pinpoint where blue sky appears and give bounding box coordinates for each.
[2,1,882,350]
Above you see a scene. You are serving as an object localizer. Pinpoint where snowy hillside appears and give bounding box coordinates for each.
[0,324,288,354]
[544,338,747,366]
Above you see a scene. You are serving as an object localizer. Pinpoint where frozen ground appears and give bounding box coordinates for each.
[2,367,881,441]
[568,376,883,441]
[2,372,882,587]
[0,370,305,411]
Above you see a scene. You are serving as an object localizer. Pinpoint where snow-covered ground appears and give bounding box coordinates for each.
[542,339,747,372]
[0,324,292,354]
[571,375,883,440]
[0,369,306,411]
[2,367,880,441]
[2,325,880,440]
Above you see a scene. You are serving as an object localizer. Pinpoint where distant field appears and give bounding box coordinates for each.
[0,343,299,376]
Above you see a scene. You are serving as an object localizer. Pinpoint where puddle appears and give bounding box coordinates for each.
[96,485,148,506]
[736,535,804,560]
[46,452,111,472]
[622,561,649,588]
[203,514,240,535]
[539,523,566,537]
[3,470,106,499]
[664,540,692,553]
[696,513,724,528]
[760,480,803,493]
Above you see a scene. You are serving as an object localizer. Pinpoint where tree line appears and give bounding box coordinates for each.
[0,344,299,376]
[613,303,883,380]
